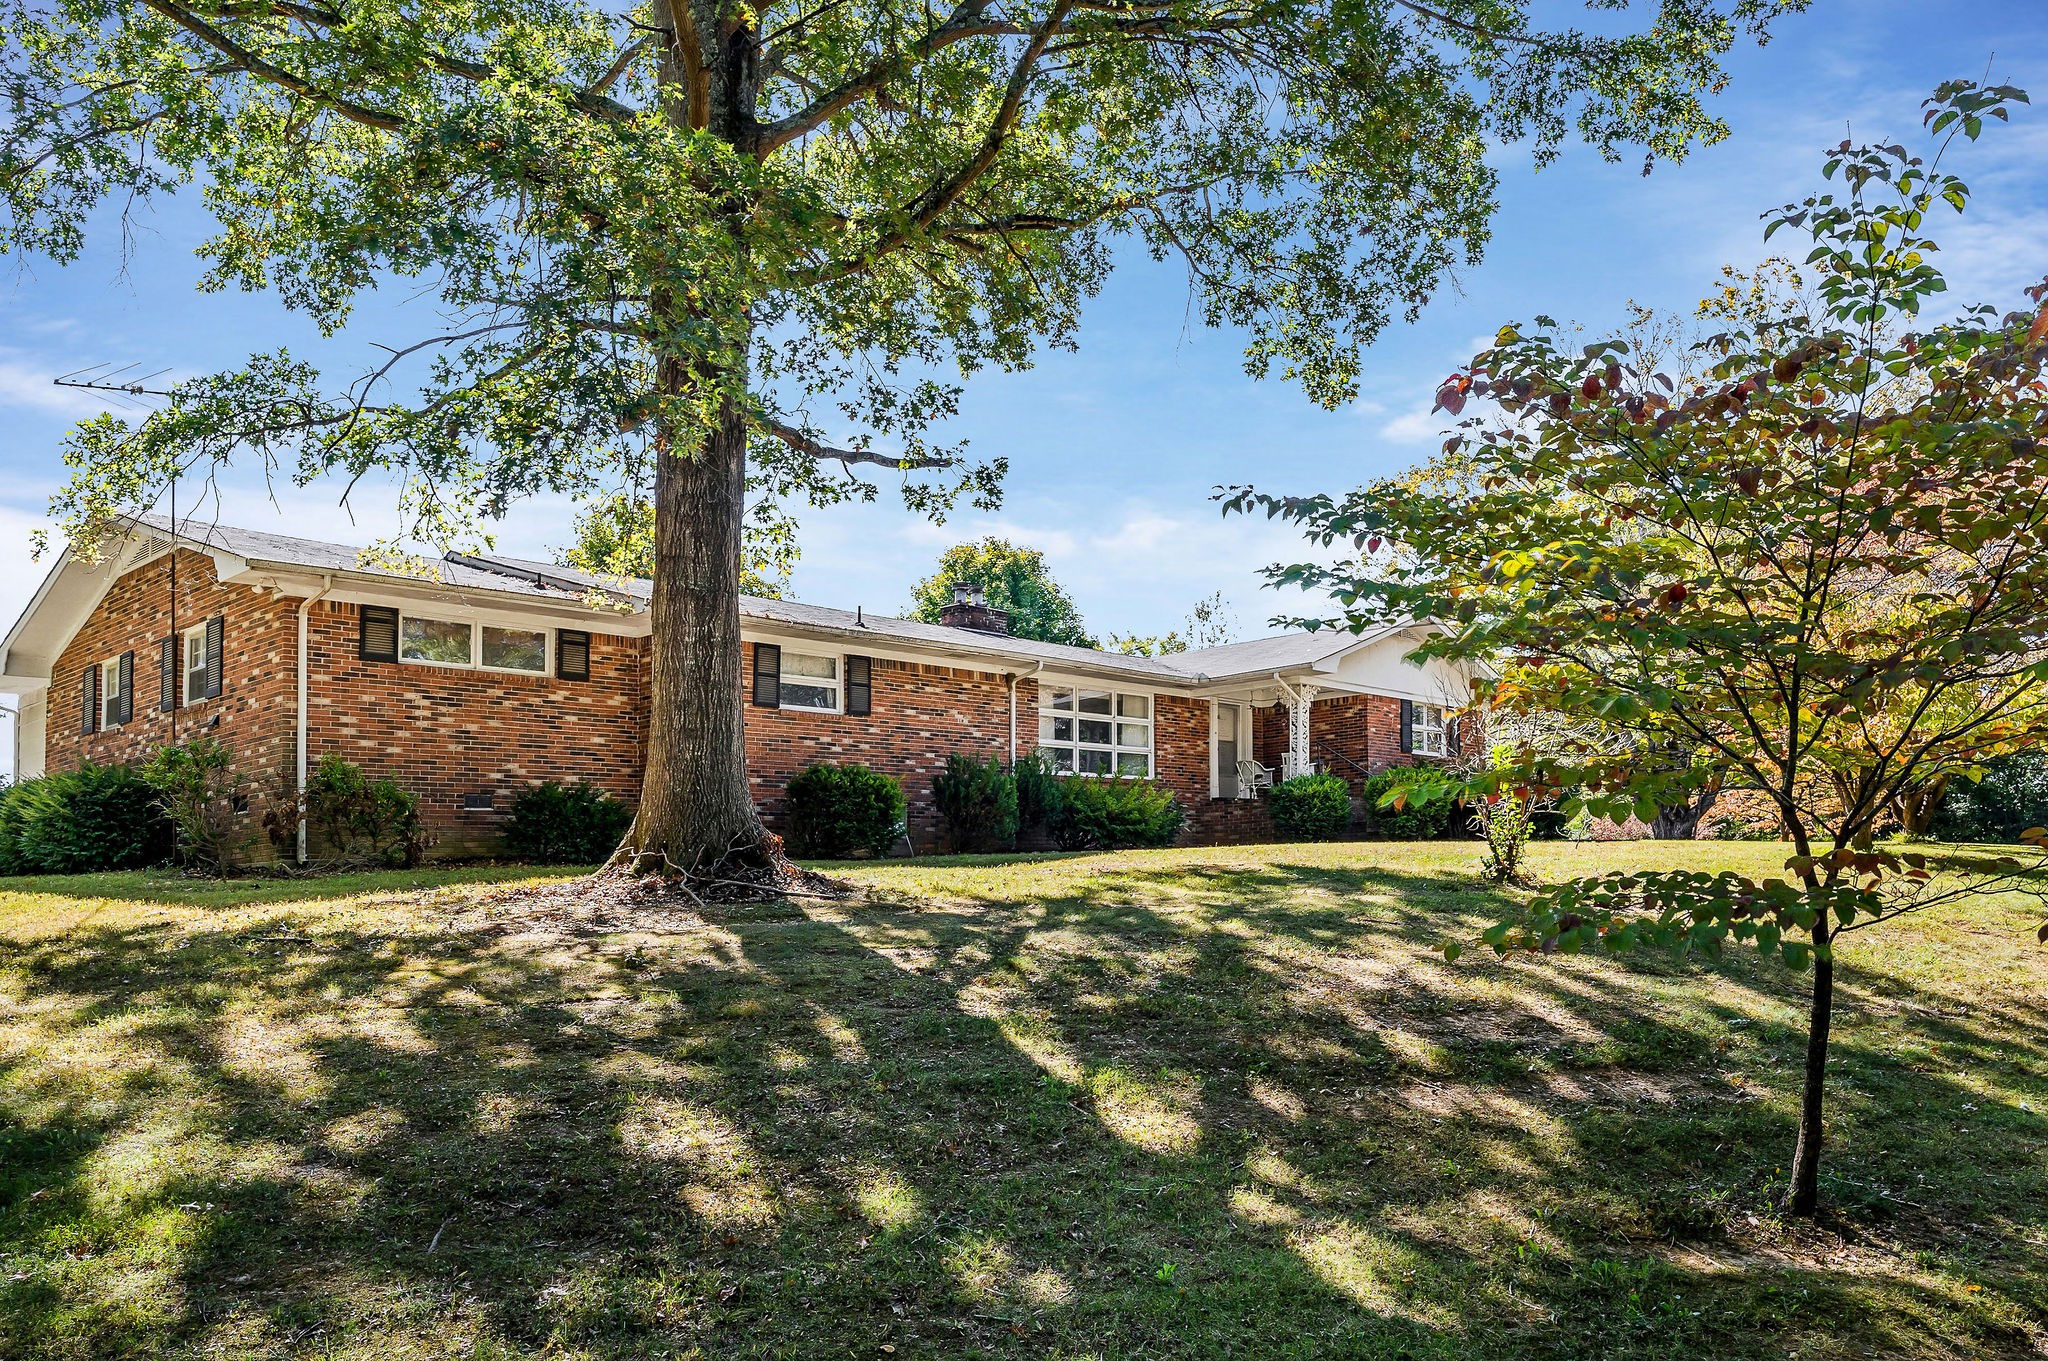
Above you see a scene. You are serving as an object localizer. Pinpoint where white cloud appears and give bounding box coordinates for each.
[0,352,125,419]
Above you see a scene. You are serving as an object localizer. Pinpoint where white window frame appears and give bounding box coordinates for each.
[99,656,124,729]
[182,622,211,705]
[1038,683,1155,778]
[1413,702,1448,758]
[395,613,550,677]
[779,651,842,714]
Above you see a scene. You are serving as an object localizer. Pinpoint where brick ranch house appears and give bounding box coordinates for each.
[0,515,1483,858]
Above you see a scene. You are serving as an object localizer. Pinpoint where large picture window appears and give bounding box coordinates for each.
[398,614,548,675]
[1039,685,1153,776]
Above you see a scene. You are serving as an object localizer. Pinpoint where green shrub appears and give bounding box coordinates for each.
[785,762,905,858]
[0,780,27,874]
[931,753,1019,852]
[1931,752,2048,843]
[1055,776,1184,850]
[1012,749,1066,838]
[505,779,633,864]
[141,737,242,870]
[5,763,173,873]
[1267,773,1352,841]
[304,755,430,866]
[1359,770,1456,840]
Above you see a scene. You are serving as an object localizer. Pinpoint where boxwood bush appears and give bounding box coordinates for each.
[1267,772,1352,841]
[506,779,634,864]
[1359,770,1457,840]
[930,753,1019,852]
[1056,775,1184,850]
[0,763,173,873]
[785,762,905,858]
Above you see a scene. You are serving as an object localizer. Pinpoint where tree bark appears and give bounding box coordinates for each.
[1785,915,1834,1215]
[612,0,777,875]
[1648,784,1718,840]
[1894,774,1948,837]
[618,355,772,874]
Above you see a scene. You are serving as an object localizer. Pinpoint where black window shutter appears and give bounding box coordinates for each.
[160,635,178,712]
[1398,699,1414,754]
[115,651,134,725]
[360,605,399,663]
[81,665,97,736]
[203,615,224,700]
[556,629,591,681]
[845,655,872,716]
[1448,710,1462,757]
[751,642,781,708]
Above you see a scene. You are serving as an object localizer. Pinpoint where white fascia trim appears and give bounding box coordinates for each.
[740,625,1201,694]
[248,569,652,635]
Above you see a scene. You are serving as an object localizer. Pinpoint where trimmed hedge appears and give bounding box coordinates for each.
[1268,773,1352,841]
[506,779,634,864]
[1359,770,1456,840]
[0,764,173,874]
[785,762,906,858]
[1056,775,1184,850]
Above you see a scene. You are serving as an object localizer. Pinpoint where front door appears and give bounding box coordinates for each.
[1214,702,1243,798]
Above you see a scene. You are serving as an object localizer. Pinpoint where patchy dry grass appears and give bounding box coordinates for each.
[1,840,2044,1359]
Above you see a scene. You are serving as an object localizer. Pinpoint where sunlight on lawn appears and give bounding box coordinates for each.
[1,842,2044,1359]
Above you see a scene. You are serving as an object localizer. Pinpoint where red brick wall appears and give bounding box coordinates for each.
[741,648,1019,849]
[45,549,297,860]
[304,600,647,856]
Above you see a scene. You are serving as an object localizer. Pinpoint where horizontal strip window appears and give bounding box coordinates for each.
[1039,684,1152,777]
[395,614,549,676]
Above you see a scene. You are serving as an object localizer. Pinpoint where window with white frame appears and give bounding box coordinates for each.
[1039,685,1153,776]
[182,622,210,704]
[780,652,840,712]
[99,657,125,729]
[1413,702,1448,757]
[398,614,548,674]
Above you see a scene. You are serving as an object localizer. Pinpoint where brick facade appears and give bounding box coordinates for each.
[741,648,1018,850]
[305,600,648,857]
[34,550,1474,860]
[45,549,298,861]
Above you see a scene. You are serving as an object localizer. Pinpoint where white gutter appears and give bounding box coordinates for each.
[295,574,335,863]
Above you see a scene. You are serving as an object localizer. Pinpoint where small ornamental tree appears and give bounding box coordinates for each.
[4,0,1799,879]
[1226,81,2048,1215]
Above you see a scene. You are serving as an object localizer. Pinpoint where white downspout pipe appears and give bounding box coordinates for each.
[1010,660,1045,763]
[296,575,334,863]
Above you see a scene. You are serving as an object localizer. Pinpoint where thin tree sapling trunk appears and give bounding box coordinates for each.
[1786,915,1835,1215]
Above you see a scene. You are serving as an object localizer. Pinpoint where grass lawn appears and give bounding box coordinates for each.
[1,841,2044,1359]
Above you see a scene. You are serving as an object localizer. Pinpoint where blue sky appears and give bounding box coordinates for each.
[2,0,2045,676]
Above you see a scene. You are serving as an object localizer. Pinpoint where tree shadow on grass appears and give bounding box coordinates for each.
[0,859,2043,1358]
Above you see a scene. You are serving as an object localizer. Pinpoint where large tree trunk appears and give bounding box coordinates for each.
[618,362,771,874]
[1785,914,1835,1215]
[614,0,775,875]
[1894,774,1949,837]
[1648,784,1719,839]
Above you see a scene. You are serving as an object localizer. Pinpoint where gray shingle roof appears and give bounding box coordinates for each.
[135,515,592,602]
[132,517,1417,682]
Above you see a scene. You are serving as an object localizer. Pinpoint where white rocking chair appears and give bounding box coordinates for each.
[1234,758,1275,799]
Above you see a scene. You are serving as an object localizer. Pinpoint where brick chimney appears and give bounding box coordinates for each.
[938,581,1011,634]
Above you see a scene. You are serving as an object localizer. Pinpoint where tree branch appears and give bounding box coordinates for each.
[767,419,954,471]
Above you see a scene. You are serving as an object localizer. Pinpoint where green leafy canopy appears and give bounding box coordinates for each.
[3,0,1799,556]
[1225,79,2048,961]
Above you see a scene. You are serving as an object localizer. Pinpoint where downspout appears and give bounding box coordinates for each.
[295,575,334,864]
[1011,660,1045,763]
